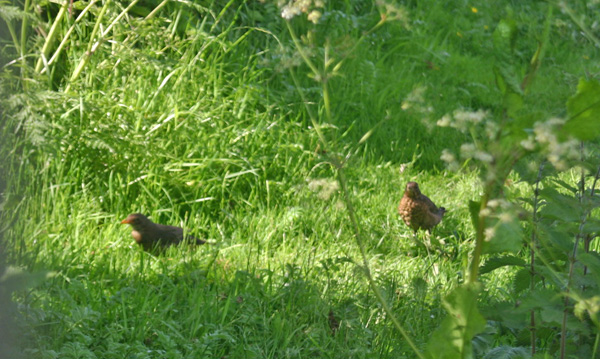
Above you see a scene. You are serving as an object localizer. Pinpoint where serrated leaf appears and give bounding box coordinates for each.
[563,78,600,140]
[518,288,561,312]
[579,252,600,285]
[538,187,583,222]
[427,283,486,359]
[551,179,578,193]
[483,346,529,359]
[480,256,527,275]
[513,268,531,294]
[537,223,572,258]
[538,186,579,205]
[539,202,580,222]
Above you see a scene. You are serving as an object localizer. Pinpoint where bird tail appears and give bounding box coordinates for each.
[439,207,446,217]
[195,238,207,245]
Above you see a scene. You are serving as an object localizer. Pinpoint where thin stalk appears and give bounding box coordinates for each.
[560,220,584,359]
[145,0,171,20]
[34,1,69,73]
[593,331,600,358]
[468,150,522,283]
[41,0,99,74]
[336,166,426,359]
[286,22,320,79]
[5,19,20,55]
[469,191,488,284]
[286,27,424,359]
[583,163,600,277]
[19,0,31,86]
[530,161,545,355]
[66,0,112,91]
[558,1,600,48]
[67,0,142,90]
[560,154,597,359]
[334,16,386,71]
[322,42,332,123]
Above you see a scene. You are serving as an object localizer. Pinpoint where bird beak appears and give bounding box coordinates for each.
[121,218,131,224]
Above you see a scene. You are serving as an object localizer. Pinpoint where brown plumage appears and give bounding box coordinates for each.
[328,310,340,335]
[398,182,446,233]
[121,213,206,251]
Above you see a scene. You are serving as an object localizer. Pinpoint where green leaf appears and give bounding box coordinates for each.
[493,65,523,97]
[0,266,54,293]
[579,252,600,285]
[480,255,526,274]
[513,268,531,294]
[483,216,523,255]
[483,346,529,359]
[551,179,578,194]
[538,187,583,222]
[493,18,518,53]
[427,283,486,359]
[583,218,600,235]
[537,223,572,258]
[539,202,580,222]
[563,78,600,140]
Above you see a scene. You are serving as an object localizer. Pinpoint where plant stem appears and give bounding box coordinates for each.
[285,17,423,357]
[530,161,545,355]
[19,0,31,87]
[336,168,426,359]
[42,0,99,73]
[560,154,595,359]
[558,1,600,48]
[583,163,600,277]
[35,1,69,73]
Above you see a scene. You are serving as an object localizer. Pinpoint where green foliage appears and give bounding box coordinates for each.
[564,78,600,141]
[427,283,486,359]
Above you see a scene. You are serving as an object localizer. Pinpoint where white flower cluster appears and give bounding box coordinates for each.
[402,85,434,128]
[481,199,517,242]
[520,118,580,170]
[440,141,494,171]
[308,178,339,200]
[437,108,496,170]
[437,109,489,132]
[279,0,324,24]
[376,0,410,27]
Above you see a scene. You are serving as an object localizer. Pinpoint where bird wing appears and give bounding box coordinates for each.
[420,194,441,213]
[156,224,205,244]
[155,224,185,244]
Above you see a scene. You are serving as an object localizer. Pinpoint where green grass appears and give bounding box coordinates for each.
[1,0,599,358]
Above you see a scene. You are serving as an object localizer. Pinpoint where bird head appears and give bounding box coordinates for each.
[405,182,421,198]
[121,213,151,230]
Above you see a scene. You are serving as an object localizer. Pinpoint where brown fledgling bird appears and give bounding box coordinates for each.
[398,182,446,233]
[121,213,206,251]
[328,310,340,335]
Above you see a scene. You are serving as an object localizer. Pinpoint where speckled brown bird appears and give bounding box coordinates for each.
[121,213,206,251]
[328,310,340,335]
[398,182,446,233]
